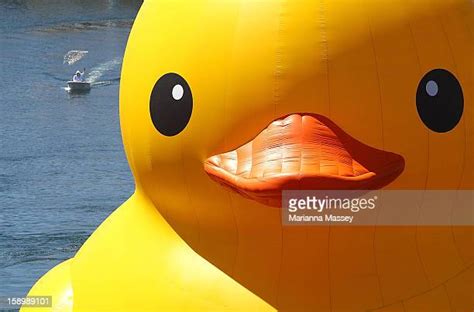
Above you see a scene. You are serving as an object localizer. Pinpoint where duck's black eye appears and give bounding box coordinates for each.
[416,69,463,133]
[149,73,193,136]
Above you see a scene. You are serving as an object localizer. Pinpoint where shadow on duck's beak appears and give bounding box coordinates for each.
[204,113,404,207]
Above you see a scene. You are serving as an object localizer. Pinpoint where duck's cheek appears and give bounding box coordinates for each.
[204,113,405,208]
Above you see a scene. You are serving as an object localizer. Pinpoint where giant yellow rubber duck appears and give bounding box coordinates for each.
[23,0,472,311]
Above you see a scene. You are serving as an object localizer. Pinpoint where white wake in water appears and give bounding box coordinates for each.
[63,50,88,65]
[85,57,122,84]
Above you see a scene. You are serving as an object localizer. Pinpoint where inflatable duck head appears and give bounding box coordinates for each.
[24,0,472,311]
[117,0,472,310]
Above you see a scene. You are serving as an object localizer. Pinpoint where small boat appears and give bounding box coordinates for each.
[67,81,91,92]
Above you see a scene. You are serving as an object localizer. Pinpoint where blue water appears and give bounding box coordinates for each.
[0,0,141,301]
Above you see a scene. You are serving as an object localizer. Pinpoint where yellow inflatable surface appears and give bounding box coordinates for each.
[23,0,472,311]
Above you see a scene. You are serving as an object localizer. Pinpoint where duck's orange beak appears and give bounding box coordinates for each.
[204,114,404,207]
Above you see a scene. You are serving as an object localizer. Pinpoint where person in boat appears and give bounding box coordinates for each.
[72,68,86,82]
